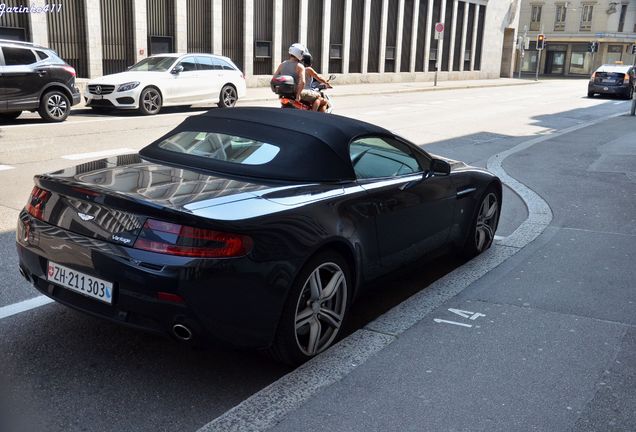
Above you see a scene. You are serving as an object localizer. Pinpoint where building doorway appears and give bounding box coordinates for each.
[545,50,566,75]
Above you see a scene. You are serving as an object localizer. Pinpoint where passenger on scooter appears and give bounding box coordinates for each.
[273,43,306,102]
[301,53,332,112]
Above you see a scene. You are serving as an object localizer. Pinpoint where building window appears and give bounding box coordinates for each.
[579,4,593,31]
[554,4,566,31]
[530,5,542,31]
[618,4,627,32]
[254,41,272,58]
[329,44,342,59]
[607,44,623,64]
[385,46,395,60]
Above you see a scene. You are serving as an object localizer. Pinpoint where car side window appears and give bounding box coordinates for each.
[349,136,422,180]
[195,56,215,70]
[2,47,37,66]
[35,50,49,61]
[213,58,235,71]
[177,57,197,72]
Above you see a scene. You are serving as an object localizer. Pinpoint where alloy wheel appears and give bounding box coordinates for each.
[220,86,237,108]
[474,192,499,252]
[142,89,161,114]
[294,262,347,356]
[47,94,68,120]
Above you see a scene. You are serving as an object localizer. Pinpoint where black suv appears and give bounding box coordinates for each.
[0,39,81,122]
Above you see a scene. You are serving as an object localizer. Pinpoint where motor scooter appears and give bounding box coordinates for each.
[270,75,336,113]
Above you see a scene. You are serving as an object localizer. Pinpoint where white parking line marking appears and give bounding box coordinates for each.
[61,148,137,160]
[433,318,473,328]
[0,296,54,320]
[0,165,15,171]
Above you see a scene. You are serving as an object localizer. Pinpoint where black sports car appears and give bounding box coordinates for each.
[16,108,501,365]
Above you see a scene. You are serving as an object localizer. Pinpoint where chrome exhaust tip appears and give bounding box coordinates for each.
[172,323,193,341]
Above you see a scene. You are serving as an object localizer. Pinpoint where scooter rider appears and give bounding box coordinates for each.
[301,52,332,112]
[273,43,306,102]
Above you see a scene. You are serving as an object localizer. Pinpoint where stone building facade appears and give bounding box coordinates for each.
[0,0,519,85]
[517,0,636,76]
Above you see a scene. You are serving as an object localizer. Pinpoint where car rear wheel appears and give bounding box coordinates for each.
[217,85,238,108]
[625,86,634,100]
[0,111,22,120]
[139,87,162,115]
[268,251,351,365]
[461,186,501,258]
[39,91,70,122]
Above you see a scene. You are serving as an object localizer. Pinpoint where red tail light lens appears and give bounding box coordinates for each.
[26,186,51,220]
[133,219,253,258]
[62,65,76,77]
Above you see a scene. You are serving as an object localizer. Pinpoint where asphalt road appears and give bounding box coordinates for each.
[0,79,631,432]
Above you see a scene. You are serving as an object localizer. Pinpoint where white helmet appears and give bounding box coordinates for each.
[288,43,306,60]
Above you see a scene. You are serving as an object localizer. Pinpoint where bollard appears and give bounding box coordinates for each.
[631,85,636,116]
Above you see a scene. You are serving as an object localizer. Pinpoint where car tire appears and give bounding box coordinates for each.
[460,185,501,258]
[624,86,634,100]
[38,91,70,122]
[587,91,595,98]
[138,87,162,115]
[217,85,238,108]
[0,111,22,120]
[267,251,352,366]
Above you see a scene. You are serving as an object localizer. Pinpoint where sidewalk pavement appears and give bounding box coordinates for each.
[239,77,539,103]
[252,115,636,431]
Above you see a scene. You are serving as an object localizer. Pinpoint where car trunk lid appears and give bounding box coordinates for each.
[28,156,273,245]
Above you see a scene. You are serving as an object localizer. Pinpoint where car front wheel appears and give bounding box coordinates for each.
[461,186,501,258]
[217,85,238,108]
[39,91,70,122]
[138,87,162,115]
[268,251,351,365]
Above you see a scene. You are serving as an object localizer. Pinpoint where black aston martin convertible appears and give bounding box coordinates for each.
[16,108,501,365]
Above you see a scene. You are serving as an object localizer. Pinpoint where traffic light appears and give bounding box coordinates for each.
[631,44,636,55]
[536,34,545,50]
[589,41,598,53]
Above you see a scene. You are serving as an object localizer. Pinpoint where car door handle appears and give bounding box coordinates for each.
[36,69,48,76]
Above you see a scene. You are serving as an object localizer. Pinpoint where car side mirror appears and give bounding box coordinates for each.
[431,159,450,176]
[171,65,184,74]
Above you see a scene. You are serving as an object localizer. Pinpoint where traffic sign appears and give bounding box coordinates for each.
[434,22,444,40]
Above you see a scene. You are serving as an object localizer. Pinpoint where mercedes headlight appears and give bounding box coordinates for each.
[117,81,140,92]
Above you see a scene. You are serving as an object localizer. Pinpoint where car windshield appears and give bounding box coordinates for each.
[157,131,281,165]
[128,56,176,72]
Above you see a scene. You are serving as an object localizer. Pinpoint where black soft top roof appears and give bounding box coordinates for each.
[140,107,392,182]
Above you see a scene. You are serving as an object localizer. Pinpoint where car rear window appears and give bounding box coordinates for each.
[157,132,280,165]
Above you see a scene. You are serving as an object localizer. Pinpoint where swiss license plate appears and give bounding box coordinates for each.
[47,261,113,304]
[602,79,614,83]
[92,94,103,100]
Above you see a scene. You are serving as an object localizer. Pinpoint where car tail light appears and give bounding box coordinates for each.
[591,72,596,79]
[133,219,253,258]
[62,65,76,77]
[624,73,630,81]
[26,186,51,220]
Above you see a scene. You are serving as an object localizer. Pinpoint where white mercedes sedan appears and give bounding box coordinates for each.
[85,53,246,115]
